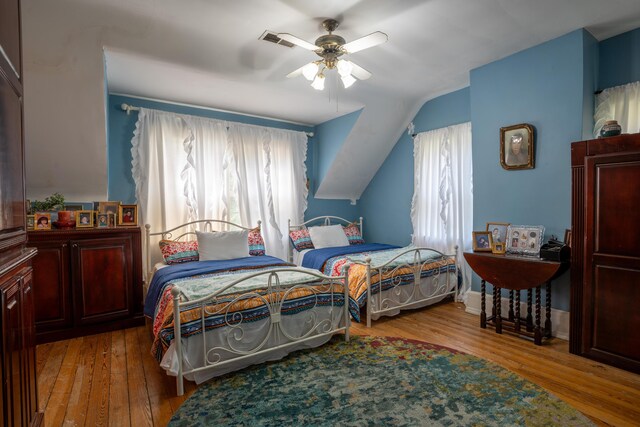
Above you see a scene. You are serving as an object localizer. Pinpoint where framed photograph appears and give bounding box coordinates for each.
[107,213,117,228]
[118,204,138,226]
[76,210,94,228]
[500,123,534,170]
[485,222,509,247]
[27,215,35,230]
[34,213,52,230]
[98,201,120,216]
[492,242,506,255]
[564,229,572,248]
[96,213,109,228]
[506,225,545,256]
[472,231,493,252]
[64,203,84,211]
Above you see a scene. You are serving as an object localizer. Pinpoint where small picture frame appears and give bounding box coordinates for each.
[472,231,493,252]
[27,215,35,230]
[506,225,545,256]
[26,199,31,215]
[118,204,138,226]
[485,222,509,247]
[64,203,84,211]
[107,213,117,228]
[492,242,506,255]
[564,229,572,248]
[98,201,120,216]
[500,123,534,170]
[34,213,52,230]
[96,213,109,228]
[76,210,94,228]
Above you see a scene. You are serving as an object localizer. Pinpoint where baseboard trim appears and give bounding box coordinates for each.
[464,290,569,341]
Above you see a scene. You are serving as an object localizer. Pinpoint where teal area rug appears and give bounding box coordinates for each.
[169,335,593,426]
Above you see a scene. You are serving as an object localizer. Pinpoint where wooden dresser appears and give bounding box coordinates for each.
[570,132,640,373]
[0,0,44,424]
[27,228,144,343]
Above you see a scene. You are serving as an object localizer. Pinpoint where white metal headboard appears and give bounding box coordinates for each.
[145,219,261,282]
[287,216,363,263]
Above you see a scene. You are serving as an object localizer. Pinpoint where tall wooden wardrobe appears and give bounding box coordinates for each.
[570,132,640,374]
[0,0,44,424]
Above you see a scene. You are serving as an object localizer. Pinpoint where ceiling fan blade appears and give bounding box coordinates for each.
[342,31,388,54]
[277,33,318,51]
[349,61,372,80]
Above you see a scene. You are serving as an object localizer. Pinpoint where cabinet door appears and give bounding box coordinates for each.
[71,236,133,325]
[21,268,38,425]
[31,240,72,331]
[584,152,640,372]
[1,278,23,427]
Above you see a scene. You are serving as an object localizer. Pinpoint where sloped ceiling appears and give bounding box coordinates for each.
[89,0,640,199]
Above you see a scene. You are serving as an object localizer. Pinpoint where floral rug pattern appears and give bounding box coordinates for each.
[169,335,593,426]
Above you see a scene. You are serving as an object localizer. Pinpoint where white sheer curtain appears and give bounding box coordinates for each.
[131,107,308,263]
[594,81,640,137]
[228,125,308,260]
[131,109,195,264]
[410,122,473,301]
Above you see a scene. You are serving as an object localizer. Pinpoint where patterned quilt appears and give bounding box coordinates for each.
[317,246,458,321]
[148,260,351,360]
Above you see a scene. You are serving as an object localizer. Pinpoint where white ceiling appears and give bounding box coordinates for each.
[98,0,640,199]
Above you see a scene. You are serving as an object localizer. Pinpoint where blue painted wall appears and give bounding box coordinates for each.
[470,29,596,311]
[598,27,640,90]
[358,88,471,245]
[304,109,362,222]
[315,109,362,187]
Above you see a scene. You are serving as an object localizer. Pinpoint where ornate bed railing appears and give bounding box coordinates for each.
[352,247,458,327]
[170,266,350,395]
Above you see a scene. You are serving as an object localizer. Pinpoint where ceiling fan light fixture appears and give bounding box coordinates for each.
[302,62,319,81]
[336,59,353,77]
[341,74,357,89]
[311,74,325,90]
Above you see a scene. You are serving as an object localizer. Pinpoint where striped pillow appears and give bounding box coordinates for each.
[159,240,199,264]
[289,228,314,251]
[343,223,365,245]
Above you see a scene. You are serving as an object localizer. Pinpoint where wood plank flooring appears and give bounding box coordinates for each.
[36,302,640,426]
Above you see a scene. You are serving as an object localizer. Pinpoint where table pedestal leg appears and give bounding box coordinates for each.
[545,281,552,338]
[515,290,521,333]
[535,285,542,345]
[480,280,486,329]
[508,290,514,321]
[526,289,533,332]
[495,286,502,334]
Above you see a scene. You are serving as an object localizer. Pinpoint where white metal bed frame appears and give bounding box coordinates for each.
[145,220,350,396]
[288,216,458,327]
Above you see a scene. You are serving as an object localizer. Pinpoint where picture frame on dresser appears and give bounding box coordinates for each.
[76,210,94,228]
[118,204,138,226]
[35,213,51,230]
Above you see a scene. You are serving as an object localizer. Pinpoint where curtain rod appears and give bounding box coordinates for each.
[120,103,314,138]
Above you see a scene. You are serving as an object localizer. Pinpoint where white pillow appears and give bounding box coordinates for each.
[308,225,349,249]
[196,230,249,260]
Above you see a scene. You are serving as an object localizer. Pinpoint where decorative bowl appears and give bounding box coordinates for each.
[600,120,622,137]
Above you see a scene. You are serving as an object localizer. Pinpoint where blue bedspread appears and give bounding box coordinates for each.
[301,244,399,271]
[144,256,291,317]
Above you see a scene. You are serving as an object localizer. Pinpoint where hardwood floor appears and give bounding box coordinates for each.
[36,302,640,426]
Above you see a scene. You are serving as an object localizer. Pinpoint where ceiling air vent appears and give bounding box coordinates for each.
[259,31,295,48]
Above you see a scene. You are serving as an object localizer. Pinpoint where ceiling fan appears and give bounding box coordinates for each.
[278,19,388,90]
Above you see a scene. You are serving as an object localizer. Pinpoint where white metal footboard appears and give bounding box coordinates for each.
[170,267,350,396]
[352,247,459,327]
